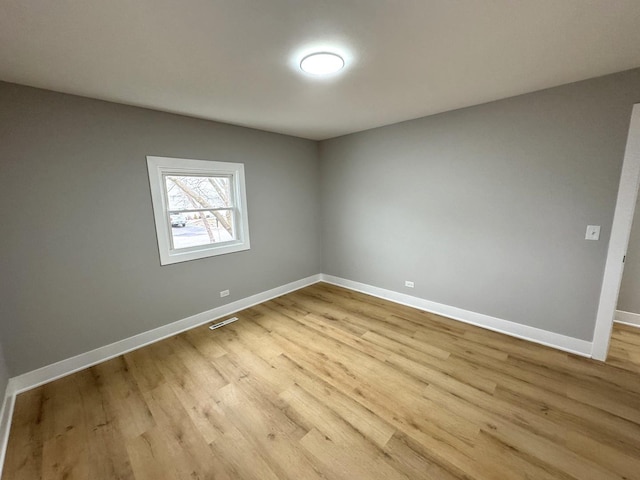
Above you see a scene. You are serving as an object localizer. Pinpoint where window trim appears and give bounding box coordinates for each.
[147,156,250,265]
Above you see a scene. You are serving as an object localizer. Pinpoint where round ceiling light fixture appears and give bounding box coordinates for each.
[300,52,345,75]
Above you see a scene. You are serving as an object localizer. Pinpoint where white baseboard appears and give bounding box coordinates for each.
[4,273,596,397]
[320,274,593,358]
[8,274,321,396]
[615,309,640,327]
[0,379,16,480]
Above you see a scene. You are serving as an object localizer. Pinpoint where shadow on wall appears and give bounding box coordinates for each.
[617,193,640,326]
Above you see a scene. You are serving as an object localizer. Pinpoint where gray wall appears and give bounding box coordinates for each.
[618,193,640,314]
[0,82,321,375]
[320,68,640,341]
[3,69,640,376]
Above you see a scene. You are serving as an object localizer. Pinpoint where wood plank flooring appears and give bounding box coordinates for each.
[3,282,640,479]
[608,322,640,375]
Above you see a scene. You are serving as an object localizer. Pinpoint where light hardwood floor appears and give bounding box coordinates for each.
[3,282,640,479]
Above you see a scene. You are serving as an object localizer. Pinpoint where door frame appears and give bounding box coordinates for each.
[592,103,640,360]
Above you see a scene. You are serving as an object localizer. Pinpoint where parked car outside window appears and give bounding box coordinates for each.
[170,214,187,227]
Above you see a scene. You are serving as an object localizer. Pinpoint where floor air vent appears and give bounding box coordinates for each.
[209,316,239,330]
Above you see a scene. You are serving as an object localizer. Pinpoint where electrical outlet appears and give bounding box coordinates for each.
[585,225,601,241]
[220,289,230,297]
[405,281,414,288]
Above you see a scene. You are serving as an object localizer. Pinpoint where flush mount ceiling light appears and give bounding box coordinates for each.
[300,52,345,75]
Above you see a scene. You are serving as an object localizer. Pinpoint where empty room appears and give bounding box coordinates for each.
[2,1,640,479]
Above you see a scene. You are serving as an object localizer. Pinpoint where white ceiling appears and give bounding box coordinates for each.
[1,1,640,140]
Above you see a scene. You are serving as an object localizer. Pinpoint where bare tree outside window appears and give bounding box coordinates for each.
[165,175,236,249]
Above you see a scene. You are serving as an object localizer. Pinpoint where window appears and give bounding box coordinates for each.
[147,156,250,265]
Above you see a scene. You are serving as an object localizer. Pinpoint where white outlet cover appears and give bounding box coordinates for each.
[585,225,601,241]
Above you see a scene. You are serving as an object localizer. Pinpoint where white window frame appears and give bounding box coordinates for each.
[147,156,250,265]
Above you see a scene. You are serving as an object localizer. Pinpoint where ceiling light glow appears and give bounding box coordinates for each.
[300,52,345,75]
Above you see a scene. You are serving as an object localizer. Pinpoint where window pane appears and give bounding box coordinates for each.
[170,209,235,250]
[165,175,233,211]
